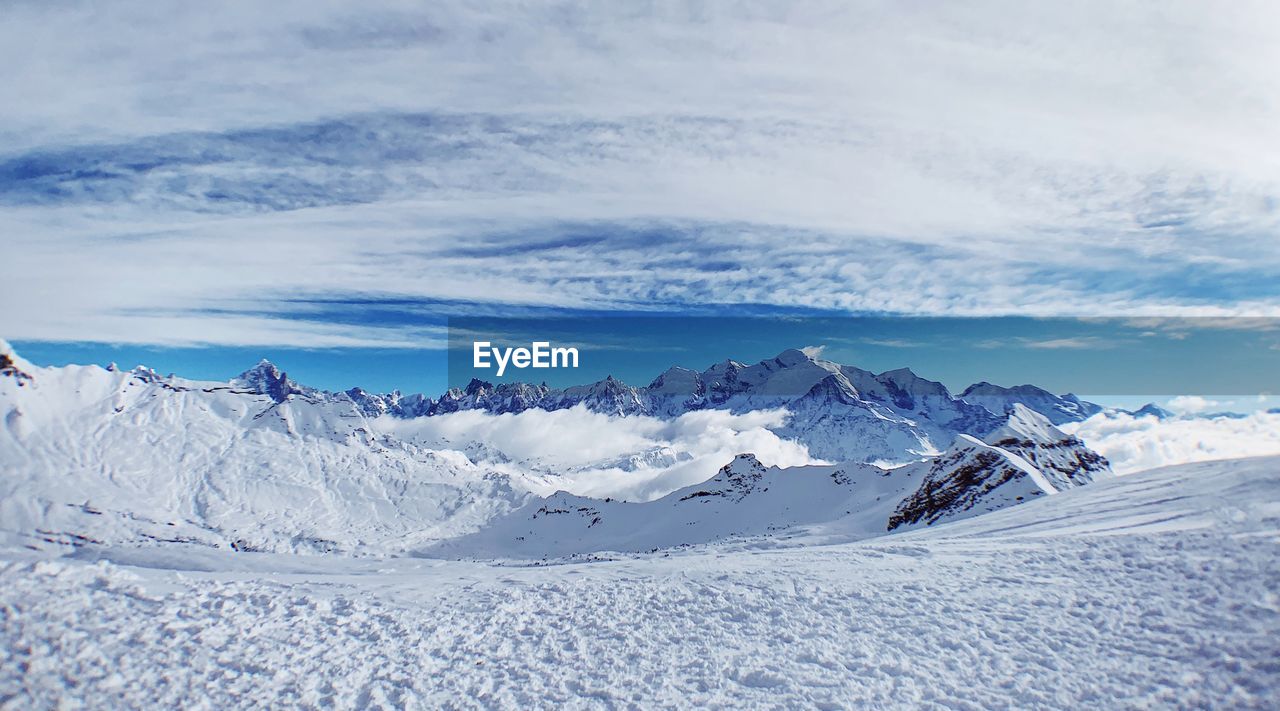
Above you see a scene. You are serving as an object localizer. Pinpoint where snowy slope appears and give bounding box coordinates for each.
[887,407,1110,532]
[428,454,910,558]
[2,456,1275,709]
[1,340,1112,558]
[982,404,1111,488]
[775,373,946,462]
[0,351,531,555]
[887,434,1057,531]
[432,407,1109,559]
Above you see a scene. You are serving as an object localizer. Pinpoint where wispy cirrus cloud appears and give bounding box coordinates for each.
[1022,337,1111,350]
[974,335,1119,351]
[1,1,1278,347]
[856,338,927,349]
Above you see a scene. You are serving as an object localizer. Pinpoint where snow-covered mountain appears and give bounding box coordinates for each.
[1128,402,1176,419]
[414,348,1104,463]
[958,381,1104,425]
[433,405,1110,558]
[0,343,531,555]
[1,340,1110,557]
[428,454,905,558]
[981,404,1110,488]
[216,346,1109,466]
[888,436,1054,532]
[888,405,1110,531]
[4,454,1273,709]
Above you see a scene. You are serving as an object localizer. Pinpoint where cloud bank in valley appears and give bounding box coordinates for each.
[377,405,821,501]
[1,1,1279,347]
[1065,411,1280,475]
[384,404,1280,499]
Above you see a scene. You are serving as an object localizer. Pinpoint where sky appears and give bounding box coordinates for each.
[2,1,1279,397]
[444,316,1280,395]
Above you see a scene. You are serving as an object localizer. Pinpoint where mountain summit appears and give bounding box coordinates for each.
[233,359,304,403]
[213,347,1106,464]
[0,341,1112,557]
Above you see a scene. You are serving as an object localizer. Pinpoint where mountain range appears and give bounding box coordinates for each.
[433,404,1108,559]
[251,346,1112,462]
[2,339,1116,558]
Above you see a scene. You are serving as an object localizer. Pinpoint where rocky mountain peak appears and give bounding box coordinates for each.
[711,453,769,501]
[0,351,33,387]
[234,359,301,403]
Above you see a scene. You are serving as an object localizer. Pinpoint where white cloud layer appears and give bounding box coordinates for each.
[2,1,1279,345]
[1066,411,1280,475]
[1164,395,1221,415]
[377,405,821,501]
[386,404,1280,500]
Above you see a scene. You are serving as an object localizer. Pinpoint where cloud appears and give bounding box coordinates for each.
[857,338,924,348]
[1022,337,1108,350]
[1123,317,1280,335]
[376,405,822,501]
[799,345,827,358]
[1065,410,1280,475]
[1165,395,1222,414]
[2,1,1279,346]
[974,335,1114,350]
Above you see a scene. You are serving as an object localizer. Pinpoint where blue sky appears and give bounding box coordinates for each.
[2,2,1278,400]
[14,317,1280,408]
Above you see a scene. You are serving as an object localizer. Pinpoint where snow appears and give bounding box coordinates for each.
[983,404,1111,489]
[985,403,1064,444]
[1,351,1104,557]
[429,453,910,558]
[412,411,1106,558]
[886,434,1057,532]
[3,455,1277,708]
[959,382,1103,425]
[0,358,533,554]
[0,342,1275,706]
[3,342,1276,706]
[369,346,1023,464]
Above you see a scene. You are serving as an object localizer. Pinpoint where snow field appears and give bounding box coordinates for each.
[3,456,1277,709]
